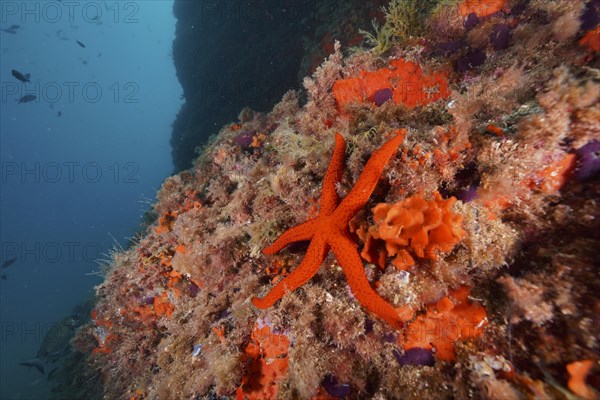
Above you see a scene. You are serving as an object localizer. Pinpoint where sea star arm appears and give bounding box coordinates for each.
[333,129,406,225]
[262,219,318,255]
[253,235,329,309]
[320,133,347,215]
[329,233,404,329]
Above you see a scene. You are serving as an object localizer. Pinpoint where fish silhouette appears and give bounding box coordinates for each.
[20,315,83,378]
[1,257,17,269]
[17,95,36,104]
[11,69,30,83]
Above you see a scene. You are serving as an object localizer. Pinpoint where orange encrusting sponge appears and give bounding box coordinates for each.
[403,287,487,361]
[236,324,291,400]
[332,59,450,111]
[458,0,507,17]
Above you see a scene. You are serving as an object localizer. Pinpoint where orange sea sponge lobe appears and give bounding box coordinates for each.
[459,0,507,18]
[332,59,450,111]
[580,27,600,52]
[566,359,598,400]
[404,286,488,361]
[237,323,291,400]
[360,191,466,270]
[153,291,174,318]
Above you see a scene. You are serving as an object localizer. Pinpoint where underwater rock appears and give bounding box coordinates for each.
[66,1,600,399]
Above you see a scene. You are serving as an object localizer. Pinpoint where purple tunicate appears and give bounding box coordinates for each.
[364,318,374,334]
[382,332,397,343]
[435,40,466,56]
[464,12,480,30]
[233,130,255,148]
[574,140,600,181]
[322,375,351,398]
[145,296,154,305]
[393,348,435,367]
[490,24,511,49]
[189,283,200,297]
[372,88,393,106]
[580,0,600,31]
[456,48,486,72]
[456,185,478,203]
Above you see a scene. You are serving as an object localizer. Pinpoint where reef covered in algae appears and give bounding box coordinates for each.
[69,0,599,398]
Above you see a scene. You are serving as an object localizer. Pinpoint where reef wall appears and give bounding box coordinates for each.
[169,0,316,172]
[169,0,389,172]
[71,0,600,399]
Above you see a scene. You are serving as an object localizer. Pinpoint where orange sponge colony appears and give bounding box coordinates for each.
[236,324,291,400]
[360,192,466,270]
[566,359,597,400]
[332,59,450,111]
[458,0,507,17]
[404,287,487,361]
[580,27,600,52]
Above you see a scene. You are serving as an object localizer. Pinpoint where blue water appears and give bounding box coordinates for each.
[0,1,181,398]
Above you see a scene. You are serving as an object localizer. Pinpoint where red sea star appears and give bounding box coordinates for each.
[253,130,406,329]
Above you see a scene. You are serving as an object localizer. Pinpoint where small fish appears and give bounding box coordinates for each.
[11,69,30,83]
[20,315,82,378]
[1,257,17,269]
[1,273,6,280]
[17,95,36,104]
[1,29,17,34]
[9,25,20,30]
[76,40,85,48]
[57,111,62,117]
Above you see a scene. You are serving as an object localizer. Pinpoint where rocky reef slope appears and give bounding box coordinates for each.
[73,0,599,398]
